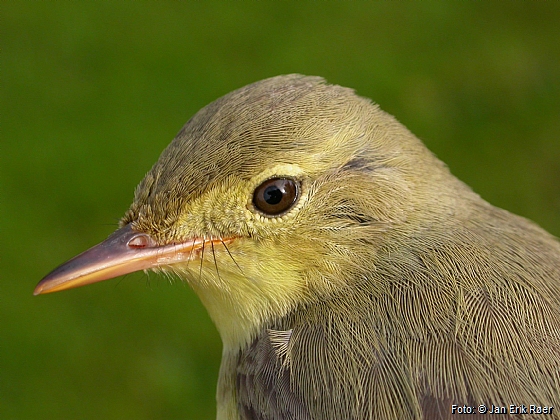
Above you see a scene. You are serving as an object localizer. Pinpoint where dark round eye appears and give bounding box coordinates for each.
[253,178,299,216]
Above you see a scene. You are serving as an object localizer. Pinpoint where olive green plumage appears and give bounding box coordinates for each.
[39,75,560,419]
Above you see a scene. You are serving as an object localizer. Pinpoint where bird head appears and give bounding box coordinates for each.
[35,75,460,349]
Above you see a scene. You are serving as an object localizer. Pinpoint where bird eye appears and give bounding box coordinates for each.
[253,178,299,216]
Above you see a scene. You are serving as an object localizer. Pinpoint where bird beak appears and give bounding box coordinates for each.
[34,224,206,295]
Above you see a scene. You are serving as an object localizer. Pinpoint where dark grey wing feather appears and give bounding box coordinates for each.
[237,329,311,420]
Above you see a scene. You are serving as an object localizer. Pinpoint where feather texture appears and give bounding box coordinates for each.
[234,199,560,418]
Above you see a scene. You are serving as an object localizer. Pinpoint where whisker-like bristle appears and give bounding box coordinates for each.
[221,238,245,277]
[198,238,205,283]
[211,241,223,284]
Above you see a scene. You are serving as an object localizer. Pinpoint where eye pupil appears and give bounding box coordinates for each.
[263,186,283,205]
[253,177,299,216]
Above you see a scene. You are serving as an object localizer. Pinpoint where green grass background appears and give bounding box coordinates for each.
[3,2,560,419]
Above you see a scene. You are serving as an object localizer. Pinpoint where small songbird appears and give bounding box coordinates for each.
[36,75,560,419]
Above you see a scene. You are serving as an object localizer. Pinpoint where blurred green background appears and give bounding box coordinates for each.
[3,2,560,419]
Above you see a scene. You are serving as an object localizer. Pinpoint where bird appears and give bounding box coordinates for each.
[35,74,560,419]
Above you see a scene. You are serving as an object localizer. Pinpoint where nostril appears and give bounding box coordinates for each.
[127,234,153,249]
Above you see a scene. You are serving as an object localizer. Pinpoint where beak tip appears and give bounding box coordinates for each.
[33,282,47,295]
